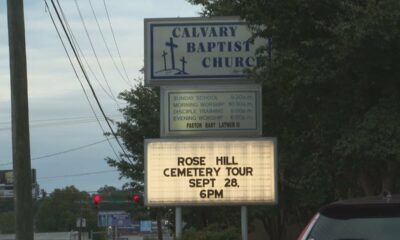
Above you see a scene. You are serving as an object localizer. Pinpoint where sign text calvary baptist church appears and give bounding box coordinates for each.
[144,17,268,85]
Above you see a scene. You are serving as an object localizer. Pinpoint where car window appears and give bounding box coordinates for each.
[306,205,400,240]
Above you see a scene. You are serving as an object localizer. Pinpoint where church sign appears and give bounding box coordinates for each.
[144,17,268,85]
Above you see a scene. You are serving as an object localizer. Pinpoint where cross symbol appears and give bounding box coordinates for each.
[180,57,187,74]
[162,51,168,71]
[165,37,178,70]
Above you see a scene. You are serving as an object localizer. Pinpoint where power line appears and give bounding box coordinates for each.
[47,0,132,164]
[44,0,121,162]
[38,169,118,180]
[88,0,132,88]
[102,0,133,86]
[55,0,118,104]
[0,114,120,125]
[32,139,111,160]
[73,0,119,105]
[0,138,112,166]
[0,116,123,131]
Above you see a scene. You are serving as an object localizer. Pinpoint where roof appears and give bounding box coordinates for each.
[318,194,400,218]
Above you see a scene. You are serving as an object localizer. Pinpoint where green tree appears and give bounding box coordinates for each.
[106,83,164,239]
[106,84,160,192]
[35,186,97,232]
[178,224,240,240]
[0,211,15,234]
[187,0,400,239]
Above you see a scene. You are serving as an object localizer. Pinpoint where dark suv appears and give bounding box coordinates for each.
[298,193,400,240]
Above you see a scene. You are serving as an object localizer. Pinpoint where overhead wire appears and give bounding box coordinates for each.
[102,0,133,85]
[0,114,120,125]
[44,0,121,162]
[33,139,111,160]
[47,0,121,161]
[55,0,116,103]
[73,0,120,106]
[0,115,122,131]
[0,139,112,166]
[38,169,118,180]
[88,0,132,88]
[47,0,133,164]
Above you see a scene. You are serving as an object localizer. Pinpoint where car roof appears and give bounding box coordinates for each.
[319,193,400,213]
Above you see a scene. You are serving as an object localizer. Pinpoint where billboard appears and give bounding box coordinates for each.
[144,138,277,206]
[160,84,262,137]
[0,169,38,199]
[144,17,269,85]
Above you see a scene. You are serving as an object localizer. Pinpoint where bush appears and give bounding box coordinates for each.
[178,225,240,240]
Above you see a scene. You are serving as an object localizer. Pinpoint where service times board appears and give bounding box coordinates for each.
[144,138,277,206]
[160,84,262,137]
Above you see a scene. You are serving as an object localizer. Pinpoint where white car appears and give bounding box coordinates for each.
[298,193,400,240]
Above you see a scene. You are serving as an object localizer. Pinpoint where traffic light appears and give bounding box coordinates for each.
[92,194,101,208]
[132,194,140,203]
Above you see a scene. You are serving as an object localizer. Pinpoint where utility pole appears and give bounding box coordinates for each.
[7,0,34,239]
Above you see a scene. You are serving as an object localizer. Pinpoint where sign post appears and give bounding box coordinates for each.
[175,207,182,239]
[241,206,248,240]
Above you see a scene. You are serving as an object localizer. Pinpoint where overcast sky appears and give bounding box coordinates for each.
[0,0,202,193]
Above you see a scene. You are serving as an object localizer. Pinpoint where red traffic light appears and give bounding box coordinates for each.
[133,194,140,203]
[93,194,101,205]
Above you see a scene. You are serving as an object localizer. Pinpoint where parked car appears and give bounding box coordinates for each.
[298,193,400,240]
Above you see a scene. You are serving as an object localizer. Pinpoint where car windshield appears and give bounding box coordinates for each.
[306,205,400,240]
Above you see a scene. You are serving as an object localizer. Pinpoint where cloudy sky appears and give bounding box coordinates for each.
[0,0,202,193]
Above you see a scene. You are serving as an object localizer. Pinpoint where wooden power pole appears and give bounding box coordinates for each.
[7,0,34,239]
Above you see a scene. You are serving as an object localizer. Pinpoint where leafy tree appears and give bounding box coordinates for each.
[106,83,164,238]
[106,84,160,192]
[182,206,240,231]
[35,186,97,232]
[0,211,15,234]
[187,0,400,239]
[97,185,119,193]
[178,224,240,240]
[0,198,14,213]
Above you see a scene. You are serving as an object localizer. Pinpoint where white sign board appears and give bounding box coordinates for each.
[0,169,38,199]
[145,138,277,206]
[144,17,269,85]
[161,84,262,137]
